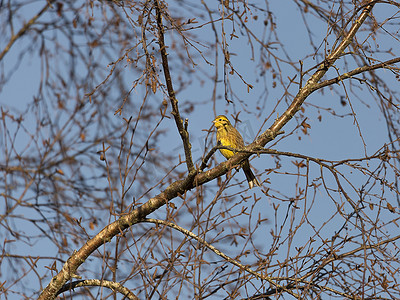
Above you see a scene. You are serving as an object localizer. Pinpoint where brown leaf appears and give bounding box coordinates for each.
[387,203,395,213]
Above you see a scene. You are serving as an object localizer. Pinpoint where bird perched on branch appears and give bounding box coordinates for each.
[213,115,261,189]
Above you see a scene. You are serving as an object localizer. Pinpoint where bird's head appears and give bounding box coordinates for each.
[213,115,231,129]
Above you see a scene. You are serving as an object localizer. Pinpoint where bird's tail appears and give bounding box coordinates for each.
[242,160,261,189]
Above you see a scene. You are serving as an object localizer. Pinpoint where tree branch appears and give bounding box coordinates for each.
[0,0,55,62]
[314,57,400,96]
[154,0,195,174]
[254,1,376,149]
[56,279,139,300]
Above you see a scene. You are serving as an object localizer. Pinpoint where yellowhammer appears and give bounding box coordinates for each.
[213,115,261,189]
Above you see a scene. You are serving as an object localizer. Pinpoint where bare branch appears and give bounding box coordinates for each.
[0,0,55,61]
[57,279,139,300]
[154,0,195,174]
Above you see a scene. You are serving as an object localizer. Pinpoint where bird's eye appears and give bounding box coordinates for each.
[219,118,222,121]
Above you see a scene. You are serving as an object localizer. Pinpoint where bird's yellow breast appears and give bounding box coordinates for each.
[216,125,242,159]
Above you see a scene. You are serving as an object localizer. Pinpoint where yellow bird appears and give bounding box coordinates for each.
[213,115,261,189]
